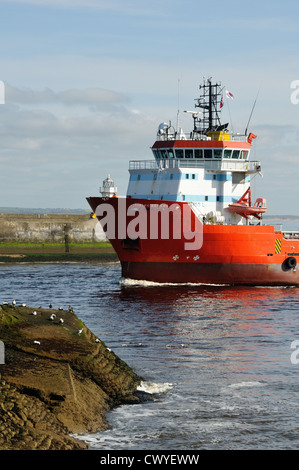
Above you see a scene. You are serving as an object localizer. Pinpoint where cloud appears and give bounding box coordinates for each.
[0,0,167,17]
[5,84,130,111]
[0,83,157,207]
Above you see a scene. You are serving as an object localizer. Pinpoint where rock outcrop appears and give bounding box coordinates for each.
[0,304,141,450]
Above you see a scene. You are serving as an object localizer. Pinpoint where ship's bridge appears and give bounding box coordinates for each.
[126,78,262,225]
[151,140,252,169]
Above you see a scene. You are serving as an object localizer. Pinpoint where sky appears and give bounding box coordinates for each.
[0,0,299,214]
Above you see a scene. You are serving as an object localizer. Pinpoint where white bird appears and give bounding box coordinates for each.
[76,328,83,335]
[59,318,64,324]
[49,313,56,321]
[31,311,37,316]
[58,307,63,311]
[95,338,100,343]
[3,301,8,305]
[21,303,26,307]
[12,300,16,305]
[106,347,111,352]
[34,340,40,345]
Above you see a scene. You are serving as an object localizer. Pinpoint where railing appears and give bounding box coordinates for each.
[283,231,299,239]
[129,159,261,173]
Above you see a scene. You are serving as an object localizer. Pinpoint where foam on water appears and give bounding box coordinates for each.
[228,381,266,389]
[137,380,173,394]
[120,277,228,288]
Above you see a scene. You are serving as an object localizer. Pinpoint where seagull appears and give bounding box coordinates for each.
[21,303,26,307]
[12,300,16,306]
[106,347,112,352]
[95,338,100,343]
[76,328,83,335]
[58,307,63,311]
[68,306,74,312]
[59,318,64,324]
[31,311,37,316]
[34,340,40,345]
[49,313,56,321]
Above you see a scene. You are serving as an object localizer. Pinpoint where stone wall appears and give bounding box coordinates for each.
[0,213,106,242]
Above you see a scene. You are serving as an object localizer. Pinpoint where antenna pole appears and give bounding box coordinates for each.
[177,78,180,133]
[208,79,213,130]
[245,89,260,136]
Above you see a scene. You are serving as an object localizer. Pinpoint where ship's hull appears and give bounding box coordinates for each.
[121,261,298,285]
[87,196,299,286]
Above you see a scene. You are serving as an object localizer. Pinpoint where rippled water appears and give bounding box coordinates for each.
[1,261,299,449]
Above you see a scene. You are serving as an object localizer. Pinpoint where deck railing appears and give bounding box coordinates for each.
[129,159,261,173]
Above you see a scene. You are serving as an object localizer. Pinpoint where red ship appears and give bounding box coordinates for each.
[87,79,299,285]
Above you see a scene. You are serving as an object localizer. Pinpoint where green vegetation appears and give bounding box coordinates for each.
[0,241,112,249]
[0,253,118,263]
[0,241,118,262]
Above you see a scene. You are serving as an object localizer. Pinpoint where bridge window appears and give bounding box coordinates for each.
[185,149,193,158]
[204,149,212,158]
[232,150,240,159]
[214,149,222,159]
[240,150,248,159]
[168,149,174,159]
[195,149,203,158]
[224,149,232,158]
[175,149,184,158]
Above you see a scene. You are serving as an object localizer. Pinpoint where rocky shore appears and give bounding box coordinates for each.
[0,303,142,450]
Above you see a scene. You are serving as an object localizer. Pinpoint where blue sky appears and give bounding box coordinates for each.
[0,0,299,214]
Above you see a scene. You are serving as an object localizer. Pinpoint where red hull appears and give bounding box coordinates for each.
[87,196,299,286]
[121,261,298,286]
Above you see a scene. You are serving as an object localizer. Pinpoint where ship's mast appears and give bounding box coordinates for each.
[194,78,227,135]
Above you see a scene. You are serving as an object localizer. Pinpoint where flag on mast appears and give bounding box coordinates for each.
[226,90,234,99]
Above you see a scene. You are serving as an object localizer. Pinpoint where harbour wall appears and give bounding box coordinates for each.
[0,213,106,242]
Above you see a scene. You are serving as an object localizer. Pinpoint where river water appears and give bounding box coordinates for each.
[1,259,299,450]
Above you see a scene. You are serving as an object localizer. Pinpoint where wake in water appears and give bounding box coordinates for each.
[120,277,228,288]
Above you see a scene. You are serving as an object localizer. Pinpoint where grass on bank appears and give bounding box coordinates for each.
[0,241,118,262]
[0,241,112,249]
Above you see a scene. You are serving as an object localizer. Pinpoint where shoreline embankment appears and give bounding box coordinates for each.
[0,303,143,450]
[0,213,117,262]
